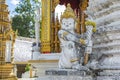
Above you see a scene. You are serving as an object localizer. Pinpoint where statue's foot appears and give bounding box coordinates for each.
[72,64,81,70]
[72,64,90,71]
[79,65,90,71]
[86,60,99,70]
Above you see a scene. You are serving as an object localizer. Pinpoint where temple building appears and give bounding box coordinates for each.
[28,0,90,78]
[30,0,120,80]
[0,0,119,80]
[40,0,89,53]
[0,0,16,79]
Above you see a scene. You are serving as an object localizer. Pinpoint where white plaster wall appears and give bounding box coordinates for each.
[14,39,33,62]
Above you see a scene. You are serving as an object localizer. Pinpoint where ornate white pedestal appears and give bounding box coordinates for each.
[29,54,60,76]
[32,52,41,60]
[86,0,120,80]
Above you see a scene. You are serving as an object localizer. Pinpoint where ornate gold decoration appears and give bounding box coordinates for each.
[63,32,68,37]
[9,72,18,80]
[61,3,78,22]
[80,0,88,11]
[29,60,59,63]
[85,20,96,32]
[84,53,89,65]
[0,0,16,79]
[61,32,69,40]
[41,0,51,53]
[51,15,61,53]
[70,58,79,63]
[52,0,60,11]
[79,0,89,34]
[80,39,85,45]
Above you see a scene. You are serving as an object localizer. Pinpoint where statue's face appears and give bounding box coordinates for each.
[61,18,75,31]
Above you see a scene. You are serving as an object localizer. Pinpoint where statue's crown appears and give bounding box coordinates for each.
[61,3,77,22]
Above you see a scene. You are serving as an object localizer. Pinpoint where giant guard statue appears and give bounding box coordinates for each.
[58,3,96,70]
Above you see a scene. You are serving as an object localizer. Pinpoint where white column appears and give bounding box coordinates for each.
[32,5,41,60]
[35,6,40,49]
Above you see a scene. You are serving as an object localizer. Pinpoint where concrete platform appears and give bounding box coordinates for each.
[18,78,36,80]
[36,76,93,80]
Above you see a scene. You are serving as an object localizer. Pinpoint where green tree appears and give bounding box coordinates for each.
[12,0,39,38]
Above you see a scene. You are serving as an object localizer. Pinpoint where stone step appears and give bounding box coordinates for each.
[87,0,112,13]
[97,76,120,80]
[99,70,120,76]
[94,3,120,18]
[36,76,93,80]
[93,32,120,44]
[95,11,120,26]
[93,47,120,55]
[86,0,120,79]
[86,0,114,17]
[93,40,120,49]
[18,78,36,80]
[96,21,120,33]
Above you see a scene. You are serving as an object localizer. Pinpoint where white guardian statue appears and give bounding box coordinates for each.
[58,3,96,70]
[58,4,86,70]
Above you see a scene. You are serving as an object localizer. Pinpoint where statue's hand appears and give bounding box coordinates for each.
[86,60,99,70]
[72,63,90,71]
[60,32,69,40]
[58,30,68,40]
[63,32,68,37]
[80,39,86,45]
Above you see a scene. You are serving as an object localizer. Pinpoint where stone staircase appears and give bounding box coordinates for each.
[86,0,120,80]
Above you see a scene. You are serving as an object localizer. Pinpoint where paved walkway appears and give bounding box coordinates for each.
[18,78,36,80]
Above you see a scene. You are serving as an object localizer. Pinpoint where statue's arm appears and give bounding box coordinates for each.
[58,30,69,40]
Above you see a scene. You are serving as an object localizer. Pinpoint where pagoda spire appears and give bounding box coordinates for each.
[0,0,5,4]
[0,0,17,79]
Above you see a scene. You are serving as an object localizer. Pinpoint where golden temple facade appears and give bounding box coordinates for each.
[0,0,16,79]
[40,0,88,53]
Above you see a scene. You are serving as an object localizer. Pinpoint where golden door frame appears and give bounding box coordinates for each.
[40,0,88,53]
[40,0,60,53]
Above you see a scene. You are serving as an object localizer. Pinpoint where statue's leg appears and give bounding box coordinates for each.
[84,46,92,65]
[84,53,89,65]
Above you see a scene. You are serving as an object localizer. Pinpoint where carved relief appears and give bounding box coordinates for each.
[41,0,51,53]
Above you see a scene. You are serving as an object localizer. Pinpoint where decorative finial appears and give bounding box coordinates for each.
[67,3,71,9]
[67,3,70,7]
[60,3,77,22]
[85,21,96,32]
